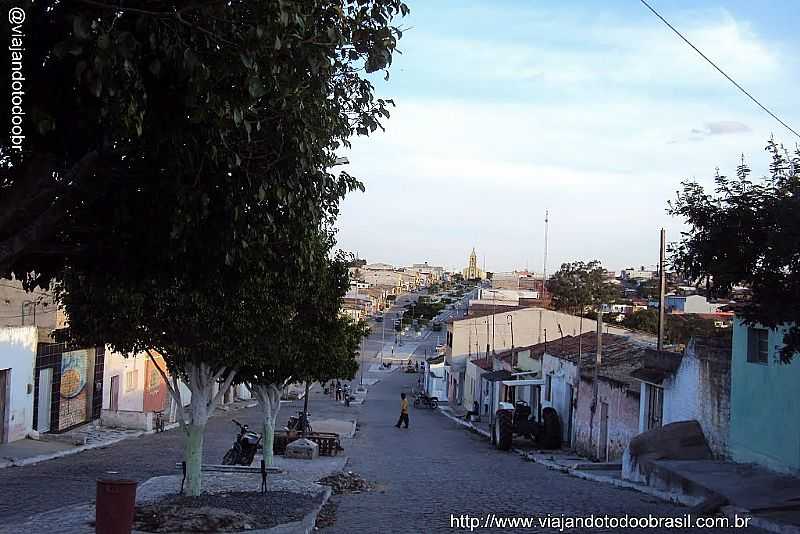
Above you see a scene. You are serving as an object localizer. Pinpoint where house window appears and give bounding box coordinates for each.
[545,374,552,401]
[125,369,138,392]
[747,327,769,364]
[645,383,663,431]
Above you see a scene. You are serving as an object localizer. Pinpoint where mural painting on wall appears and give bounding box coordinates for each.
[59,349,90,430]
[143,353,168,412]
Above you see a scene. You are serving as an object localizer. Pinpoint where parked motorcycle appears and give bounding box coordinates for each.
[413,393,438,409]
[286,411,313,433]
[221,419,262,466]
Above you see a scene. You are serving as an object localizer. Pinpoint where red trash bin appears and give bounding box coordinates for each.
[96,479,138,534]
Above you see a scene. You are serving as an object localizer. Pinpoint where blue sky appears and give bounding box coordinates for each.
[335,1,800,273]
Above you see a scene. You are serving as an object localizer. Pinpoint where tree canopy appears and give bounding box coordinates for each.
[0,0,408,289]
[669,139,800,361]
[547,260,619,314]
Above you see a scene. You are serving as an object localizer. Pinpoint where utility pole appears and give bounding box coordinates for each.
[589,308,603,449]
[359,336,365,386]
[491,288,496,354]
[380,312,386,365]
[542,210,549,303]
[657,228,667,351]
[574,310,584,447]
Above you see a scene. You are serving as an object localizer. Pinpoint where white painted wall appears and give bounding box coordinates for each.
[0,326,38,442]
[448,308,628,364]
[426,362,447,401]
[102,349,192,420]
[542,353,579,442]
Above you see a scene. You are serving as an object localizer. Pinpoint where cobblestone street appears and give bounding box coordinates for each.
[0,355,760,532]
[325,368,757,533]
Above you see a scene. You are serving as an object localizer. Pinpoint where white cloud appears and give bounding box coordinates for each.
[334,5,798,272]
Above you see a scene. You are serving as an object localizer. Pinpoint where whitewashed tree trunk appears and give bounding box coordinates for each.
[250,383,282,467]
[146,353,236,496]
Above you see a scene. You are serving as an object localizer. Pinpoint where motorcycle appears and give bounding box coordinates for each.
[286,411,313,433]
[413,393,438,409]
[221,419,262,466]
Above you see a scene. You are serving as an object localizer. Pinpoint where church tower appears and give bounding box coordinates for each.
[463,247,484,280]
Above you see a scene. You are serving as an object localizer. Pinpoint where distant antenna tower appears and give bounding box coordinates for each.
[542,210,549,300]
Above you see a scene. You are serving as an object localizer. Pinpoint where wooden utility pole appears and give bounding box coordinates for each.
[657,228,666,351]
[589,309,603,447]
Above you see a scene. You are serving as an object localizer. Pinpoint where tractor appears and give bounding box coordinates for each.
[491,400,562,451]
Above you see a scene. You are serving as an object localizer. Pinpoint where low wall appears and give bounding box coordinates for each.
[101,409,153,431]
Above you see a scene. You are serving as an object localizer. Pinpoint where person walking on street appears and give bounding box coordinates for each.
[395,392,409,429]
[335,381,342,401]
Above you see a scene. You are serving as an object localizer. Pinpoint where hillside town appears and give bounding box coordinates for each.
[2,1,800,533]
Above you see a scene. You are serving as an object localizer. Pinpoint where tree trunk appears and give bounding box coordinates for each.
[179,361,237,496]
[184,423,205,496]
[251,383,282,467]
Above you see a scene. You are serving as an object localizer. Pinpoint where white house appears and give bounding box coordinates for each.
[424,358,448,402]
[629,336,731,458]
[101,350,195,431]
[0,327,39,443]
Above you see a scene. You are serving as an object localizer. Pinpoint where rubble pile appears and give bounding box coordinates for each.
[318,471,372,494]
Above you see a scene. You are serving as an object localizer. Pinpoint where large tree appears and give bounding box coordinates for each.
[547,260,619,314]
[15,1,410,495]
[240,246,365,466]
[669,139,800,361]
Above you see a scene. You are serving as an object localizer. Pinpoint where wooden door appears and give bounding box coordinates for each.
[37,368,53,433]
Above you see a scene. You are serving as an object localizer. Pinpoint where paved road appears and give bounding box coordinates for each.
[326,369,756,533]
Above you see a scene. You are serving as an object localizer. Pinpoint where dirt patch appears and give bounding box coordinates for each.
[134,491,318,532]
[318,471,372,495]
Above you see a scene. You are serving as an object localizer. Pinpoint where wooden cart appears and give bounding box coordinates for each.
[273,430,343,456]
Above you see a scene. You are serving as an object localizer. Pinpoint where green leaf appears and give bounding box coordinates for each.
[248,77,266,99]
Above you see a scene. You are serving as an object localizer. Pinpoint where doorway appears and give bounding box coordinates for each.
[598,401,609,462]
[0,369,8,443]
[109,375,120,412]
[37,368,53,433]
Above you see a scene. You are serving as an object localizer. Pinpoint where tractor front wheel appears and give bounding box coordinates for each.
[496,410,513,451]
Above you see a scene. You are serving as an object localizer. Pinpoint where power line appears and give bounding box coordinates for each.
[639,0,800,140]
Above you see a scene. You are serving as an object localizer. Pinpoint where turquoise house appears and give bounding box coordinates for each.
[729,318,800,474]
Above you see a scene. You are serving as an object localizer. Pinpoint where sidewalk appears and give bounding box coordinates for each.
[0,426,148,469]
[0,398,256,470]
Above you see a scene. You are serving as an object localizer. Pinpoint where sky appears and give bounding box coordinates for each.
[334,1,800,274]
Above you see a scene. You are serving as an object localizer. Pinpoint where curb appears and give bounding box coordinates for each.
[0,433,139,469]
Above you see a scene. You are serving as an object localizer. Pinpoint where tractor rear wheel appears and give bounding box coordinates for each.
[496,410,513,451]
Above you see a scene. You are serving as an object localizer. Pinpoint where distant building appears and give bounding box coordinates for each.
[407,262,444,282]
[621,267,656,282]
[491,271,544,291]
[664,294,723,314]
[462,248,486,280]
